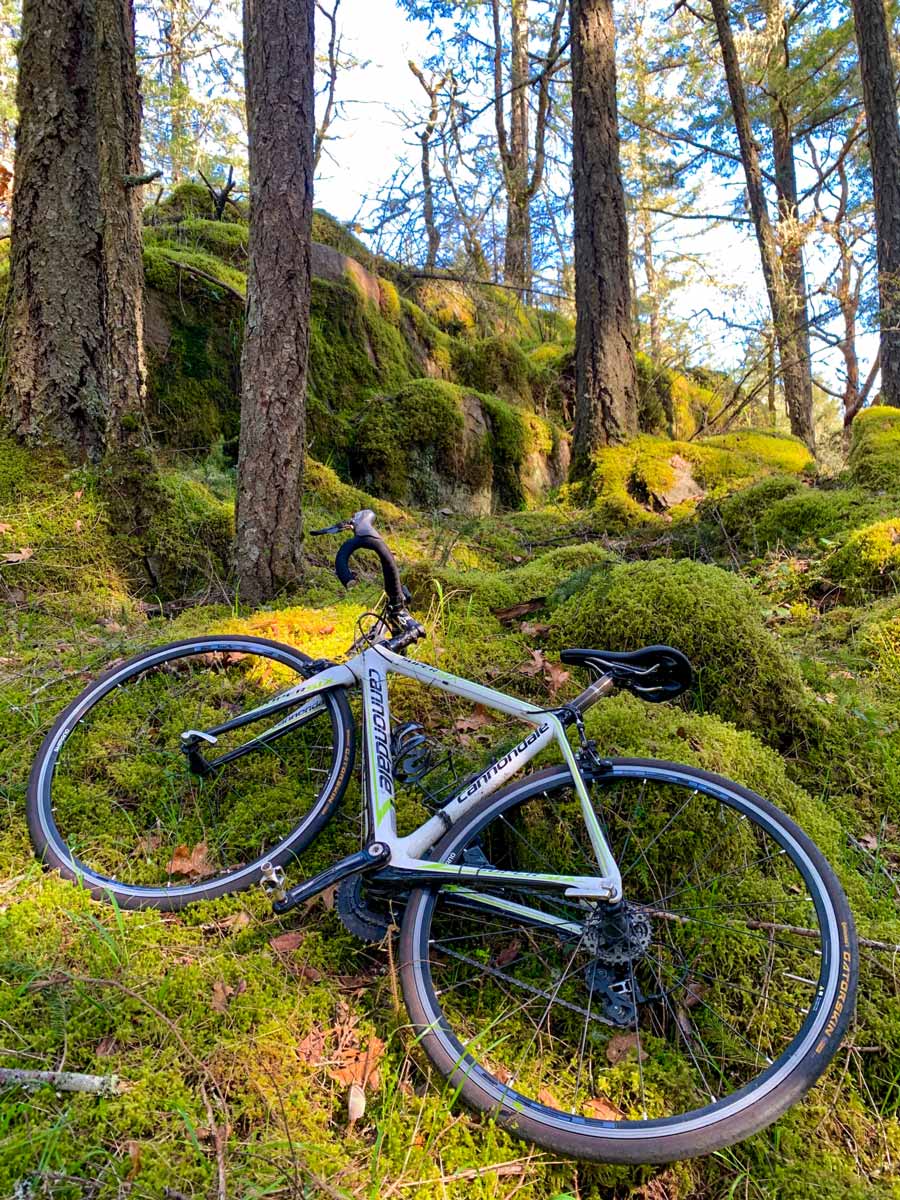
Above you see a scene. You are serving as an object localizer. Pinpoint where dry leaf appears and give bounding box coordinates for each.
[219,911,251,933]
[520,621,550,637]
[269,930,305,954]
[0,523,12,534]
[857,833,879,852]
[347,1081,366,1126]
[211,980,232,1013]
[329,1034,385,1090]
[584,1096,624,1120]
[2,547,33,563]
[297,1029,326,1063]
[72,488,84,502]
[492,939,521,969]
[137,831,163,857]
[454,706,493,734]
[537,1086,559,1107]
[606,1032,647,1065]
[125,1140,141,1182]
[95,1035,118,1057]
[166,841,215,879]
[520,649,546,677]
[544,660,571,697]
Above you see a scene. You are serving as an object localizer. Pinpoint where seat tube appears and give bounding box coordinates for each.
[360,651,397,844]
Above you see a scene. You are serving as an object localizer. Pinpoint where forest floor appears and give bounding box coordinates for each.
[2,412,900,1199]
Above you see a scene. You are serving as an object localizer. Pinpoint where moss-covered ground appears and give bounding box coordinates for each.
[2,404,900,1197]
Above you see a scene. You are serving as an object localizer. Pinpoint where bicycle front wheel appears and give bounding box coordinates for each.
[400,761,856,1163]
[28,636,355,909]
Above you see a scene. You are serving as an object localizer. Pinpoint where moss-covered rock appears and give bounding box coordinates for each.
[826,517,900,597]
[848,404,900,491]
[451,335,535,404]
[574,431,815,533]
[549,557,809,742]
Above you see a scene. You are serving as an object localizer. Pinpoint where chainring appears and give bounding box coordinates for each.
[336,875,394,944]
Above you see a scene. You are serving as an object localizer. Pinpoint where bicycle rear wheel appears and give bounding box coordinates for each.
[400,761,857,1163]
[28,636,355,909]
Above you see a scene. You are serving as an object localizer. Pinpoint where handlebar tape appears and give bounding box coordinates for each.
[335,534,406,609]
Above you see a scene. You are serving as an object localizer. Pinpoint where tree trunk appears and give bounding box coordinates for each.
[1,0,146,463]
[234,0,315,604]
[709,0,815,449]
[570,0,638,474]
[165,0,190,182]
[849,0,900,406]
[765,4,814,442]
[497,0,531,295]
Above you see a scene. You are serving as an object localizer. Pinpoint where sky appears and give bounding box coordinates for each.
[309,0,873,399]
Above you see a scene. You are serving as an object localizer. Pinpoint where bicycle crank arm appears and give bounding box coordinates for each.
[269,842,391,915]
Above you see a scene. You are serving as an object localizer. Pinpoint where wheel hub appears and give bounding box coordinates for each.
[583,900,652,966]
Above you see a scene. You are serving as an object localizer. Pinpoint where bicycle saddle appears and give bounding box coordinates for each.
[560,644,693,702]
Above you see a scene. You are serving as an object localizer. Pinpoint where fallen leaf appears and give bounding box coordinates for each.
[454,706,493,734]
[297,1029,326,1063]
[329,1034,385,1090]
[72,488,84,502]
[347,1081,366,1126]
[219,910,251,933]
[166,841,215,879]
[95,1035,118,1057]
[584,1096,624,1120]
[683,978,708,1010]
[125,1140,141,1182]
[2,547,33,563]
[0,523,12,534]
[73,519,83,533]
[606,1033,647,1065]
[544,660,571,697]
[492,939,521,969]
[537,1086,559,1107]
[520,649,546,677]
[520,621,550,637]
[297,965,322,983]
[857,833,879,852]
[269,930,305,954]
[211,980,232,1013]
[137,831,163,857]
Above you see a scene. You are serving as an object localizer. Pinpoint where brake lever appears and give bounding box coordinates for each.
[310,520,353,536]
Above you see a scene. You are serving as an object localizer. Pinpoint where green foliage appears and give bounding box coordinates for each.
[549,557,810,742]
[848,405,900,491]
[635,352,673,434]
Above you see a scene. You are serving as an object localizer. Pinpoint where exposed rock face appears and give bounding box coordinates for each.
[310,242,382,307]
[651,454,705,509]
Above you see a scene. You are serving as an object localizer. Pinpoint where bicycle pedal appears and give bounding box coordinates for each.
[260,862,287,904]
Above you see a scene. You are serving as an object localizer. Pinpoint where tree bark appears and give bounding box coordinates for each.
[234,0,315,604]
[570,0,638,473]
[1,0,147,463]
[849,0,900,407]
[709,0,815,449]
[765,3,814,441]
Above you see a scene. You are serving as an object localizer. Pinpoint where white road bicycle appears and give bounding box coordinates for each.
[27,510,858,1163]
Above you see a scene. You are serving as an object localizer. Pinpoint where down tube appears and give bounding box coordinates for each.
[359,651,398,843]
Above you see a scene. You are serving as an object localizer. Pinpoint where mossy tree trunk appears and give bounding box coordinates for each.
[570,0,638,474]
[849,0,900,408]
[1,0,147,463]
[234,0,315,604]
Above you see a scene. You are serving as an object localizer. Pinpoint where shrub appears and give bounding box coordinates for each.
[451,336,534,404]
[549,557,809,742]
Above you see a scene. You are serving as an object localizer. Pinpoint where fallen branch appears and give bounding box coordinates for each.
[162,253,246,305]
[0,1067,123,1094]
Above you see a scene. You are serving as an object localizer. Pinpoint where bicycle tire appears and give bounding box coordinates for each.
[27,635,356,910]
[400,761,857,1163]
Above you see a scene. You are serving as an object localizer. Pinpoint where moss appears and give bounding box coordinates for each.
[848,404,900,491]
[143,218,249,265]
[635,353,673,434]
[311,209,382,273]
[669,370,719,439]
[307,278,416,468]
[413,278,477,334]
[407,543,614,615]
[350,380,480,508]
[142,245,245,453]
[146,180,247,225]
[303,458,408,530]
[826,517,900,598]
[578,431,815,533]
[451,335,534,404]
[549,557,810,742]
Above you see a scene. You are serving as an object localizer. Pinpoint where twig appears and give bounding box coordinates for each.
[158,252,246,304]
[0,1067,123,1094]
[124,169,164,188]
[200,1082,228,1200]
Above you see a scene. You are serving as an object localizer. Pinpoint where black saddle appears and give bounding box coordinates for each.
[560,644,693,703]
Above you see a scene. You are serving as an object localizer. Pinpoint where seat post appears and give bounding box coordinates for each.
[568,671,616,717]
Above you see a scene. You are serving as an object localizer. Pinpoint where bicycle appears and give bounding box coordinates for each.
[27,509,858,1164]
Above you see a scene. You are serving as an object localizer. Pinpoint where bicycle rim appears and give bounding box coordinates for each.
[400,762,856,1161]
[29,636,354,905]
